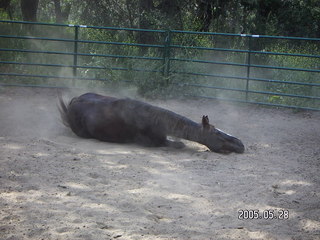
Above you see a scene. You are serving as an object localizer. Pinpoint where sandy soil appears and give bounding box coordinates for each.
[0,87,319,240]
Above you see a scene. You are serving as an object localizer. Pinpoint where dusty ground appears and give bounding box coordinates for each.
[0,87,319,240]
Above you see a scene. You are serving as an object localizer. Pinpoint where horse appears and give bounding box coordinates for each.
[58,93,244,153]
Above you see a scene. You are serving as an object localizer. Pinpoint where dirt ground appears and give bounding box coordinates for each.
[0,87,319,240]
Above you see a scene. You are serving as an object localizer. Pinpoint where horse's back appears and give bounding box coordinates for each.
[74,93,118,104]
[67,93,139,142]
[62,93,176,147]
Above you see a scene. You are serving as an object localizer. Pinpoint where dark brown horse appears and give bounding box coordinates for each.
[58,93,244,153]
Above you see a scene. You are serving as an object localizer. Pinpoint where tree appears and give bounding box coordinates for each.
[53,0,71,23]
[138,0,155,44]
[196,0,213,32]
[20,0,39,21]
[157,0,183,30]
[0,0,12,19]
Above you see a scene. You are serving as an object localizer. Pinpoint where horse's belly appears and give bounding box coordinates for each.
[88,120,137,143]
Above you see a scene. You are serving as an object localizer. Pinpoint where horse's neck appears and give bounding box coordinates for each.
[157,109,201,142]
[121,99,202,142]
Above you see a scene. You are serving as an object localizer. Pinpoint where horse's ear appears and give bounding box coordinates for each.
[202,115,210,129]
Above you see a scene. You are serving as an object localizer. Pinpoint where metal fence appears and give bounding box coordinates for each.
[0,20,319,110]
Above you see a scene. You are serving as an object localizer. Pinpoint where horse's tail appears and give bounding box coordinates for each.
[57,93,70,127]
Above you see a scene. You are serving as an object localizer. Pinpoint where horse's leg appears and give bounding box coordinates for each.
[135,128,185,149]
[164,138,185,149]
[135,132,166,147]
[133,125,166,147]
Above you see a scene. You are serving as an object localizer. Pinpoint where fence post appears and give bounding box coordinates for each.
[163,30,171,84]
[73,25,79,86]
[245,36,252,101]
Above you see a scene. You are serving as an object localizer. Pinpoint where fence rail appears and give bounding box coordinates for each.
[0,20,319,111]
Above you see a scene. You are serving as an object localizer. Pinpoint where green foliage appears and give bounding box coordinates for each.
[1,21,319,110]
[2,0,320,38]
[1,0,319,109]
[260,43,320,108]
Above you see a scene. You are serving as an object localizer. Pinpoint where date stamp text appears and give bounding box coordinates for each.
[238,209,289,220]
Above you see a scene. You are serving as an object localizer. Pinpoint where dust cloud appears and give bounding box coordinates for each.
[0,87,319,240]
[0,88,60,138]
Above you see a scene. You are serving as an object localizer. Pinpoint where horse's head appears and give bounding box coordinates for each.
[200,115,244,153]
